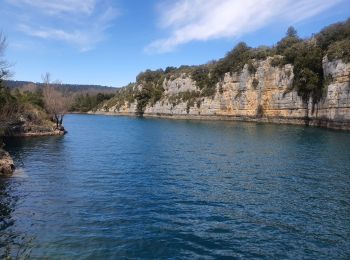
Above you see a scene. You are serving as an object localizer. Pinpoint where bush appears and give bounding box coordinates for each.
[71,92,114,112]
[212,42,252,81]
[134,70,166,113]
[276,26,302,55]
[191,66,211,89]
[250,46,275,60]
[168,91,200,109]
[291,42,324,103]
[326,39,350,63]
[103,83,135,110]
[270,56,285,67]
[247,61,256,74]
[316,18,350,50]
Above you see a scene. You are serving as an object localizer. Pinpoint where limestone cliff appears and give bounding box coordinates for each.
[96,57,350,130]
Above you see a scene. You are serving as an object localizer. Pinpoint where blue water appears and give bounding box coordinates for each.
[1,114,350,259]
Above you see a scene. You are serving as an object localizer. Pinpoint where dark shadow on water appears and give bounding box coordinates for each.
[0,178,35,259]
[1,136,66,259]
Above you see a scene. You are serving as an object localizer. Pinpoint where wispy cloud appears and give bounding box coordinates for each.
[6,0,119,51]
[146,0,342,53]
[6,0,96,15]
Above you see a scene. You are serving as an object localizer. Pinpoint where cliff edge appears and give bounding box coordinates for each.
[95,20,350,130]
[96,57,350,130]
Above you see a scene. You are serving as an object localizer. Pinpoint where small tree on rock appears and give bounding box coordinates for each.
[42,73,72,129]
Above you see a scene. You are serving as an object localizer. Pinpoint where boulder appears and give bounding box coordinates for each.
[0,149,15,176]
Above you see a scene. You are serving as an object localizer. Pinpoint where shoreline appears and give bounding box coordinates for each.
[0,128,66,176]
[91,111,350,131]
[7,129,67,137]
[0,148,15,176]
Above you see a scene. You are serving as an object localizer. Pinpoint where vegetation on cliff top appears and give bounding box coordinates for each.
[101,18,350,114]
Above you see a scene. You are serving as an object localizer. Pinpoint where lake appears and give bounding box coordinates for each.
[1,114,350,259]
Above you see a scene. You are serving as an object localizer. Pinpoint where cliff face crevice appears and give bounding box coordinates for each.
[98,58,350,130]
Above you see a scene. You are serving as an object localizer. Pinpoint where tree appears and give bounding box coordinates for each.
[0,32,11,88]
[0,32,17,128]
[287,26,298,38]
[276,26,301,55]
[42,73,72,129]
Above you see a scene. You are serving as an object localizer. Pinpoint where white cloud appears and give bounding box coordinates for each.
[6,0,119,51]
[146,0,342,53]
[18,25,100,52]
[6,0,96,15]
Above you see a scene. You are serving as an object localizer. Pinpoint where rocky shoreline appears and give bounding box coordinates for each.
[0,147,15,176]
[92,111,350,131]
[0,127,66,177]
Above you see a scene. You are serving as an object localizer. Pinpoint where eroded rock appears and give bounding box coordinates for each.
[0,149,15,176]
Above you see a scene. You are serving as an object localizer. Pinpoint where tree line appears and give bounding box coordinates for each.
[0,33,116,131]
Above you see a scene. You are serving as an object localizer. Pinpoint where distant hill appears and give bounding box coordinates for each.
[4,80,118,94]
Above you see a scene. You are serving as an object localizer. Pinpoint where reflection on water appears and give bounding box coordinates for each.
[1,115,350,259]
[11,168,28,179]
[0,179,34,259]
[1,136,65,259]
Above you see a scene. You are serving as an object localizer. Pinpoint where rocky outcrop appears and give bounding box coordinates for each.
[0,122,66,176]
[3,121,67,137]
[97,57,350,130]
[0,148,15,176]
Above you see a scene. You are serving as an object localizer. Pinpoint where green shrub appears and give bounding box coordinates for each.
[250,46,276,60]
[212,42,252,81]
[247,60,256,74]
[270,56,285,67]
[291,42,324,103]
[276,26,302,55]
[103,83,135,111]
[134,70,167,113]
[316,18,350,50]
[167,91,200,109]
[326,39,350,63]
[71,92,114,112]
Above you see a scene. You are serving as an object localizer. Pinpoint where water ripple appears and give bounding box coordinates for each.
[1,115,350,259]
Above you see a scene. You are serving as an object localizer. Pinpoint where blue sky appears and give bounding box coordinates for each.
[1,0,349,87]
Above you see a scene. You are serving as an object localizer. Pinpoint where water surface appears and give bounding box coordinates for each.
[1,114,350,259]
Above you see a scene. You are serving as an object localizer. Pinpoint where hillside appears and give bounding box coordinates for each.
[4,80,117,113]
[5,80,116,93]
[95,19,350,130]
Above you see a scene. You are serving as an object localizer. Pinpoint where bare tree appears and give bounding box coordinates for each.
[0,32,16,129]
[20,83,38,93]
[0,32,11,85]
[42,73,73,129]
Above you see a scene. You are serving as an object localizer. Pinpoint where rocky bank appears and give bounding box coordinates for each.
[0,145,15,176]
[0,122,66,176]
[96,57,350,130]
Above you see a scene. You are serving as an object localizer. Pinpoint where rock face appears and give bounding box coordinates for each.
[3,121,67,137]
[0,123,67,176]
[98,58,350,130]
[0,148,15,176]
